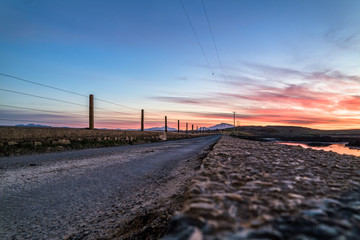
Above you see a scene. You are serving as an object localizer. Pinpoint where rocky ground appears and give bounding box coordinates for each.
[163,136,360,240]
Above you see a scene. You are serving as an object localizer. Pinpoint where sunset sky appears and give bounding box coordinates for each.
[1,0,360,130]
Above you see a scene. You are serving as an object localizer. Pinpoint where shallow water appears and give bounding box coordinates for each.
[278,142,360,157]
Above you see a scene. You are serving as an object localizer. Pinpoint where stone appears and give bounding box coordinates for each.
[189,227,203,240]
[302,208,326,217]
[8,141,18,146]
[58,139,71,145]
[288,193,305,199]
[247,226,283,239]
[33,141,42,147]
[313,224,339,237]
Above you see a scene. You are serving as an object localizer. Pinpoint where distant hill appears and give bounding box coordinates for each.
[146,126,177,132]
[15,123,52,128]
[233,125,360,142]
[208,123,234,130]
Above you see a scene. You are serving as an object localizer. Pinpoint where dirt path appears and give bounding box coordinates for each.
[0,135,220,240]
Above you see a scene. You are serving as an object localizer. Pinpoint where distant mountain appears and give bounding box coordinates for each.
[208,123,234,130]
[146,126,177,132]
[15,123,52,128]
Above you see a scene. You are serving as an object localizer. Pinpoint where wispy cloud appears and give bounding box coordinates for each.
[325,28,360,50]
[150,62,360,129]
[243,62,308,78]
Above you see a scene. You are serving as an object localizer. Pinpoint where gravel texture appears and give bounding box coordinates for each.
[0,135,220,240]
[163,136,360,240]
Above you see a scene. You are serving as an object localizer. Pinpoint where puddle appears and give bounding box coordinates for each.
[277,142,360,157]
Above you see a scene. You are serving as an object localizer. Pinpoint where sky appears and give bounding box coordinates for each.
[0,0,360,130]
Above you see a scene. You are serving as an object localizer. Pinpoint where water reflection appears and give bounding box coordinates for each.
[278,142,360,157]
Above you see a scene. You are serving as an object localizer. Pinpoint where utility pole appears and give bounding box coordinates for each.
[178,120,180,133]
[165,116,167,132]
[89,94,94,130]
[141,109,144,131]
[233,112,235,135]
[186,122,188,134]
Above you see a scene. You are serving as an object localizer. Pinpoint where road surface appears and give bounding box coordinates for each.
[0,135,220,239]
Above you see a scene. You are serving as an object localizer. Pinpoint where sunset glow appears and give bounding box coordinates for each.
[1,0,359,130]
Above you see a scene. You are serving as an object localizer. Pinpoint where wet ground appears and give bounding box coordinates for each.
[278,142,360,157]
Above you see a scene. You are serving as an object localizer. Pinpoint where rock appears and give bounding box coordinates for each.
[302,208,326,217]
[33,141,42,147]
[8,141,18,146]
[313,224,339,237]
[189,227,203,240]
[58,139,71,145]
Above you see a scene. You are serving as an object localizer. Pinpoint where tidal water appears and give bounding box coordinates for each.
[278,142,360,157]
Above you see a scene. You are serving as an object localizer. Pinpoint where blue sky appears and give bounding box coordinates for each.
[1,0,360,129]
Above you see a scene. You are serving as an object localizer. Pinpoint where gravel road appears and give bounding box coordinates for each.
[0,135,220,240]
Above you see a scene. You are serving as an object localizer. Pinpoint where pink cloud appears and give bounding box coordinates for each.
[338,96,360,111]
[150,63,360,129]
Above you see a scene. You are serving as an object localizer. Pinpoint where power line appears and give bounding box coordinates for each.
[0,72,87,97]
[178,0,222,90]
[146,111,163,117]
[201,0,227,82]
[0,104,87,118]
[0,72,145,112]
[94,106,139,116]
[94,117,137,121]
[95,98,139,111]
[0,88,87,107]
[144,116,163,120]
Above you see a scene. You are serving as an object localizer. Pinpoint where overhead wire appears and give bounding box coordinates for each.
[201,0,237,115]
[94,117,138,121]
[0,88,87,107]
[0,72,141,112]
[180,1,235,117]
[95,97,139,111]
[0,104,87,118]
[0,72,87,97]
[94,106,139,116]
[0,74,184,128]
[201,0,227,82]
[145,111,163,117]
[178,0,222,90]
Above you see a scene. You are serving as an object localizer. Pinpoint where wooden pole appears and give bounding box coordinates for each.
[192,124,194,134]
[186,122,188,134]
[165,116,167,132]
[141,109,144,131]
[178,120,180,133]
[89,94,94,130]
[233,112,235,134]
